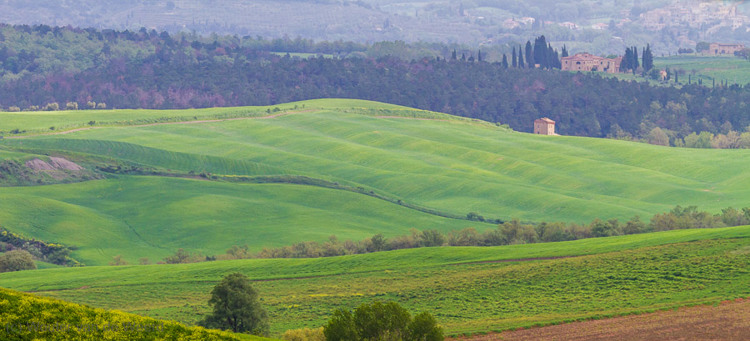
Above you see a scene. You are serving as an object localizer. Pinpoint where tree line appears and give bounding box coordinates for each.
[216,205,747,260]
[105,205,749,266]
[3,25,750,141]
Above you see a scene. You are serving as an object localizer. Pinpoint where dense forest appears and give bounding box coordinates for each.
[1,24,750,141]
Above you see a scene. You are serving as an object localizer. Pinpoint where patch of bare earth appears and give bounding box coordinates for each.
[24,157,86,180]
[24,158,55,171]
[48,157,84,171]
[452,298,750,341]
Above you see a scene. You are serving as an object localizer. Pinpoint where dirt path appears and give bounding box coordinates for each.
[2,110,312,139]
[451,298,750,341]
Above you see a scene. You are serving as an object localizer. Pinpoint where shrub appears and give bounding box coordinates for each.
[419,229,445,247]
[163,248,204,264]
[44,102,60,111]
[7,106,20,112]
[109,255,128,266]
[0,250,37,272]
[282,327,325,341]
[323,301,443,341]
[65,101,79,110]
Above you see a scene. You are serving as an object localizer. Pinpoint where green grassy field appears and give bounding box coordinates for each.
[653,55,750,85]
[0,176,491,265]
[2,99,750,265]
[1,226,748,336]
[601,55,750,87]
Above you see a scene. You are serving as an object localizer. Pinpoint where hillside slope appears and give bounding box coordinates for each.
[2,99,750,264]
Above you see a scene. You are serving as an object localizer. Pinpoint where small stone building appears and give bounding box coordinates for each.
[706,43,745,55]
[534,118,556,135]
[561,53,622,74]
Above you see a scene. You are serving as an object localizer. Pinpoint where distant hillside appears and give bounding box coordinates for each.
[0,0,748,55]
[2,100,750,265]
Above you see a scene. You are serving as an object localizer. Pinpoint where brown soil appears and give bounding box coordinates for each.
[48,157,84,171]
[25,157,83,172]
[452,298,750,341]
[25,158,55,171]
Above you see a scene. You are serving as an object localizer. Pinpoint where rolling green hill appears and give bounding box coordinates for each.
[1,226,748,336]
[2,99,750,265]
[0,177,490,265]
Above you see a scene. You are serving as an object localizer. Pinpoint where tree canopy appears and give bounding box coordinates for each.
[199,272,269,335]
[323,301,443,341]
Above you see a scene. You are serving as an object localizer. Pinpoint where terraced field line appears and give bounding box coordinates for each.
[374,115,451,122]
[2,109,315,139]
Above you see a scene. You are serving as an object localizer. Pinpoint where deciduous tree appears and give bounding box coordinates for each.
[199,272,269,335]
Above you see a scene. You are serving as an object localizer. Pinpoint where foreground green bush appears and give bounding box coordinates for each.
[324,301,443,341]
[282,327,325,341]
[0,288,251,340]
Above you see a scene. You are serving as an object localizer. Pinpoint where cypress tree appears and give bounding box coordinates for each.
[551,45,561,69]
[623,47,632,72]
[632,46,639,73]
[477,50,482,62]
[561,45,569,58]
[518,45,525,68]
[502,54,508,69]
[642,44,654,71]
[451,49,457,60]
[533,36,547,68]
[511,47,517,68]
[546,43,556,69]
[525,41,534,67]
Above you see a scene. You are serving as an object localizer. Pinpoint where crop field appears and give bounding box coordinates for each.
[653,55,750,85]
[1,226,748,336]
[460,298,750,340]
[2,99,750,265]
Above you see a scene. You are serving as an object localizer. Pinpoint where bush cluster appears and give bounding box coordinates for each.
[0,227,81,267]
[218,205,750,260]
[0,287,243,340]
[118,205,749,266]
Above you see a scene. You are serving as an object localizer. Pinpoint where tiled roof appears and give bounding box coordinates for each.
[535,117,555,124]
[561,53,618,62]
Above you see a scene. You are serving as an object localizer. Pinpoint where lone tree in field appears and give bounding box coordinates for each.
[323,301,443,341]
[199,272,269,335]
